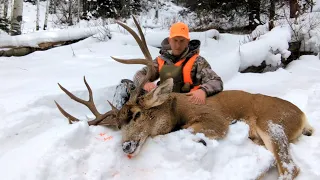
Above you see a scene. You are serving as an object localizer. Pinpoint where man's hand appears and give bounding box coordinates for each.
[186,89,206,105]
[143,82,157,92]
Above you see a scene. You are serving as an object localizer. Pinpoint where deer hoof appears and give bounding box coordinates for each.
[198,139,207,146]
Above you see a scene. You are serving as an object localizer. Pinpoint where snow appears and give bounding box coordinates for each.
[239,26,292,71]
[1,1,320,180]
[314,0,320,12]
[0,26,103,47]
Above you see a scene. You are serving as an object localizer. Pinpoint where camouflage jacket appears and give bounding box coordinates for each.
[133,38,223,97]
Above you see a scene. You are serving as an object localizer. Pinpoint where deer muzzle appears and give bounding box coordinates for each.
[122,140,140,154]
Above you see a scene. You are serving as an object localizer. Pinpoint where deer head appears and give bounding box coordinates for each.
[118,78,177,155]
[55,16,179,156]
[55,77,177,156]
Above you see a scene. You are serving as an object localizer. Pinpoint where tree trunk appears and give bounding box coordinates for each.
[248,0,261,30]
[4,0,9,18]
[49,0,54,14]
[82,0,87,13]
[43,0,50,30]
[68,0,73,25]
[77,0,80,22]
[0,0,10,33]
[155,0,159,19]
[36,0,40,30]
[53,0,57,14]
[269,0,275,31]
[0,0,3,18]
[11,0,23,35]
[290,0,299,18]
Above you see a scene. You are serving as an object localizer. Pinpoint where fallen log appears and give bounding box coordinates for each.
[0,38,86,57]
[0,47,36,57]
[0,25,105,57]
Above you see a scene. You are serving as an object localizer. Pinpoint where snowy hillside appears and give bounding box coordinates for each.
[0,1,320,180]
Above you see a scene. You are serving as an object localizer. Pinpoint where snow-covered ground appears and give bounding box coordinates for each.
[314,0,320,12]
[1,1,320,180]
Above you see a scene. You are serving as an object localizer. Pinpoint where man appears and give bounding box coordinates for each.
[112,22,223,109]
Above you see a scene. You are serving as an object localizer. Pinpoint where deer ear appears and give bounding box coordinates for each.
[140,78,174,109]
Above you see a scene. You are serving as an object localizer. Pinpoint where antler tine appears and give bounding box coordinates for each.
[84,76,95,108]
[110,57,151,66]
[114,19,152,62]
[107,100,118,111]
[129,61,156,103]
[132,15,151,59]
[111,16,157,103]
[87,110,118,126]
[55,76,120,127]
[57,76,101,117]
[54,100,79,124]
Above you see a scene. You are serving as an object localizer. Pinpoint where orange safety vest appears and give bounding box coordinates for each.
[157,54,200,92]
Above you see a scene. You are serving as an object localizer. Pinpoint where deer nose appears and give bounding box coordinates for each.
[122,140,139,154]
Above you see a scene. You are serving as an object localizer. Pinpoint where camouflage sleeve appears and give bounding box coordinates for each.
[133,57,160,87]
[195,56,223,97]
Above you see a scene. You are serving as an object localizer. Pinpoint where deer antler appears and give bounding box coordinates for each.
[55,76,120,127]
[111,15,157,104]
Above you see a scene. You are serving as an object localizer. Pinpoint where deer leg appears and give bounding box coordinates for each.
[256,126,300,180]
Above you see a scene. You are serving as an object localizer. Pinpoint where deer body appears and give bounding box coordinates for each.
[55,16,314,180]
[146,90,307,141]
[132,87,311,179]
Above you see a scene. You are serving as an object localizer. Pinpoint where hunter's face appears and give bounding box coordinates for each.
[169,36,189,56]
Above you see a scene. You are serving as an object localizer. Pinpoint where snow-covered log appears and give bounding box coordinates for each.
[0,26,106,56]
[0,37,86,57]
[0,47,35,57]
[0,26,103,48]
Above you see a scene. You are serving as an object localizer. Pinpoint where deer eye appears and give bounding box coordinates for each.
[121,109,132,124]
[133,111,141,121]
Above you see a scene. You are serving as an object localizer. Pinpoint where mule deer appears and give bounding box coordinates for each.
[55,16,314,180]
